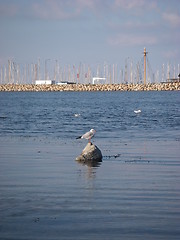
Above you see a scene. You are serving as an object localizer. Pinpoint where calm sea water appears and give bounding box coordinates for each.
[0,91,180,240]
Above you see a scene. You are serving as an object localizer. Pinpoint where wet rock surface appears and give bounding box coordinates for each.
[76,142,102,164]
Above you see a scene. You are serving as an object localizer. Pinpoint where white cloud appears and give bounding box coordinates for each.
[114,0,145,9]
[32,0,81,20]
[108,33,157,46]
[31,0,103,20]
[114,0,157,11]
[108,20,158,31]
[125,21,157,29]
[0,0,158,20]
[162,12,180,27]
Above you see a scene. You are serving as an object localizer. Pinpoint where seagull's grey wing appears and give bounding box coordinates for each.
[82,131,92,140]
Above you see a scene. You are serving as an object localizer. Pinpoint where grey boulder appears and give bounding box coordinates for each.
[76,142,102,163]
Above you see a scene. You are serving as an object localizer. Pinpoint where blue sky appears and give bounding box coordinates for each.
[0,0,180,78]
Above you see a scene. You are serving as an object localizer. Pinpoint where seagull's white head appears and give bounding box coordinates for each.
[90,129,96,134]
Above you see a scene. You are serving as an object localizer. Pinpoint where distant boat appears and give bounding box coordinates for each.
[134,109,141,114]
[57,81,74,85]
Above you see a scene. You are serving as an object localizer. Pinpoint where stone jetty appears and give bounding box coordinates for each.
[0,82,180,92]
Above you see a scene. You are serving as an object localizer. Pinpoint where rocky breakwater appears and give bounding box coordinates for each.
[76,142,102,166]
[0,82,180,91]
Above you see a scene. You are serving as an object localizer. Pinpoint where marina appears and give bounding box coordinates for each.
[0,49,179,86]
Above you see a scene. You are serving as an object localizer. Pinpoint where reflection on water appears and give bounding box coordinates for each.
[76,159,102,168]
[76,159,102,180]
[78,165,97,180]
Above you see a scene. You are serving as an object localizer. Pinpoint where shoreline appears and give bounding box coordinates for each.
[0,82,180,92]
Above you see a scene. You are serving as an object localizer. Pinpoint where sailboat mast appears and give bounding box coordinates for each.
[143,47,147,85]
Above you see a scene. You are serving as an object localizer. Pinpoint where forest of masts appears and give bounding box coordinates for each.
[0,58,179,85]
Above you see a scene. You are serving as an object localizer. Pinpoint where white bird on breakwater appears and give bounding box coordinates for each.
[76,129,96,143]
[134,109,141,114]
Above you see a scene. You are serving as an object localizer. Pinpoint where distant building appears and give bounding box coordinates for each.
[35,80,56,85]
[92,77,106,84]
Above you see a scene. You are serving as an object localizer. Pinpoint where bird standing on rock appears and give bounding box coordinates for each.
[76,129,96,143]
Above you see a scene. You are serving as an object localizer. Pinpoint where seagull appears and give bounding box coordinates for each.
[74,113,81,117]
[134,109,141,114]
[76,129,96,143]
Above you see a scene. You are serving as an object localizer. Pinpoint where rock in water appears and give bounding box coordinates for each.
[76,142,102,163]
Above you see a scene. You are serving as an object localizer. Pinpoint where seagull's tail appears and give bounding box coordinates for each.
[76,136,82,139]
